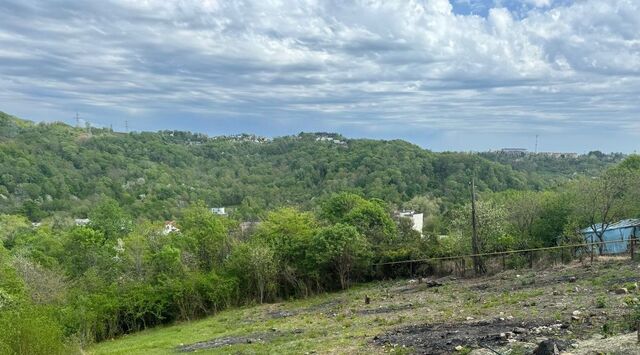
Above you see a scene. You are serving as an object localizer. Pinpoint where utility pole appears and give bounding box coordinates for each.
[535,135,539,154]
[125,120,129,133]
[470,177,485,275]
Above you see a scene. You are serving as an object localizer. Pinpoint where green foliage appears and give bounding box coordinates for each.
[618,154,640,171]
[0,305,70,355]
[254,208,318,297]
[450,200,512,253]
[310,224,371,289]
[1,114,621,222]
[179,202,228,271]
[62,227,110,278]
[88,198,132,242]
[322,193,396,247]
[0,214,31,248]
[226,241,277,303]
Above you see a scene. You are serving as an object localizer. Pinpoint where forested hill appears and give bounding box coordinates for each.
[0,111,622,221]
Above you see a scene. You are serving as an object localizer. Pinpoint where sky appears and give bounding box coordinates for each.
[0,0,639,153]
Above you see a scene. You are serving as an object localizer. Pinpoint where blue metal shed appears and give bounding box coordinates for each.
[581,219,640,255]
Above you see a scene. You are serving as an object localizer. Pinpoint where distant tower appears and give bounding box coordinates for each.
[535,135,539,154]
[125,120,129,133]
[75,112,80,128]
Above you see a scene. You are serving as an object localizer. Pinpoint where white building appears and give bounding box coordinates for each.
[397,211,424,235]
[211,207,227,216]
[162,221,180,235]
[74,218,90,226]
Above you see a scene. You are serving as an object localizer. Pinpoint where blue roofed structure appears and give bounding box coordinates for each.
[581,219,640,255]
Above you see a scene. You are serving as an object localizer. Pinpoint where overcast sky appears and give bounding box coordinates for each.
[1,0,639,153]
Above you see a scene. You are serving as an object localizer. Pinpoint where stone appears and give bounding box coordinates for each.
[513,327,528,334]
[426,280,443,288]
[455,345,464,351]
[572,310,581,316]
[614,287,629,294]
[533,339,560,355]
[568,276,577,283]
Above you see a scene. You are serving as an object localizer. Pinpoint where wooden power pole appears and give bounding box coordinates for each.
[470,178,485,275]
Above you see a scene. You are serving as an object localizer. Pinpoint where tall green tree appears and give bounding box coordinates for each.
[179,202,228,272]
[310,224,370,289]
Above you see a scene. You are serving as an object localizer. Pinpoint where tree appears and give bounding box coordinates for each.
[179,202,228,272]
[310,224,371,289]
[0,214,30,249]
[572,168,633,253]
[344,202,397,246]
[450,200,511,254]
[62,227,109,278]
[226,242,277,303]
[322,193,396,247]
[88,198,132,242]
[320,193,367,224]
[254,207,318,296]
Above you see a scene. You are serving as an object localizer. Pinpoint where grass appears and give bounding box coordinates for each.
[88,259,640,354]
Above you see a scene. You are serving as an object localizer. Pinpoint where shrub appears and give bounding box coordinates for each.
[0,305,70,355]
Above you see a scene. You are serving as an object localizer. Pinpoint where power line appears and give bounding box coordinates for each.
[373,238,631,267]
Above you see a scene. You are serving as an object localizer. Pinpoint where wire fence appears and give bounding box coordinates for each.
[374,238,639,278]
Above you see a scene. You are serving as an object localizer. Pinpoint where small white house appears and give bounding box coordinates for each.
[162,221,180,235]
[397,211,424,235]
[74,218,90,226]
[211,207,227,216]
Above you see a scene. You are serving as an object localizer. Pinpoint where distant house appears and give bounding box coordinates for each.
[581,219,640,255]
[162,221,180,235]
[74,218,90,226]
[538,152,578,159]
[315,136,347,145]
[396,211,424,236]
[211,207,227,216]
[500,148,528,156]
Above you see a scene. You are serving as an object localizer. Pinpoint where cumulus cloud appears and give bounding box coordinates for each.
[525,0,553,7]
[0,0,638,151]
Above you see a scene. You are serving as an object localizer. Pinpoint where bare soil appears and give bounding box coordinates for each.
[374,318,572,354]
[176,329,304,352]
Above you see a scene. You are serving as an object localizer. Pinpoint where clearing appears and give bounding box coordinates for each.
[89,258,640,354]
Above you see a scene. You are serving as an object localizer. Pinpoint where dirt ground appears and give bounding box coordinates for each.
[370,257,640,354]
[374,318,573,354]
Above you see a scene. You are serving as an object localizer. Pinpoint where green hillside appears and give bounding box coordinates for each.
[0,112,621,221]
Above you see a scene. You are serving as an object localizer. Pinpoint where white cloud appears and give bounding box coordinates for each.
[0,0,638,151]
[525,0,552,7]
